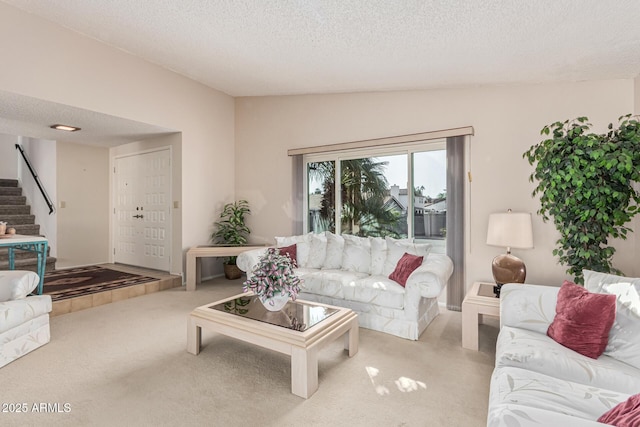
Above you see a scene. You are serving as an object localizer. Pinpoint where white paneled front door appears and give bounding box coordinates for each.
[114,149,171,271]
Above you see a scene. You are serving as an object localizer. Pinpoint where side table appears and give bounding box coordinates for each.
[462,282,500,350]
[185,245,266,291]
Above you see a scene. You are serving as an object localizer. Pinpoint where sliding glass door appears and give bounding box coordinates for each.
[412,148,447,253]
[305,141,447,253]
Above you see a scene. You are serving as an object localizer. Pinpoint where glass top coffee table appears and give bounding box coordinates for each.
[187,293,359,398]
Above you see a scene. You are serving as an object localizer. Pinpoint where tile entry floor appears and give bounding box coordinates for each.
[48,263,182,317]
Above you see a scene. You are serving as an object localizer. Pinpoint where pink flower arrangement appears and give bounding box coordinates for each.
[243,248,301,300]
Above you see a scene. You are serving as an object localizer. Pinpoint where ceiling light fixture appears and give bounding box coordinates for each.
[50,124,81,132]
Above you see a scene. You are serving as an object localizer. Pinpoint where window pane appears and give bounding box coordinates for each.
[340,155,407,238]
[307,161,335,233]
[412,149,446,253]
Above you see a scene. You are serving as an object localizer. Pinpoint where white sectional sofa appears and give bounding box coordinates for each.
[237,232,453,340]
[0,270,52,368]
[488,270,640,426]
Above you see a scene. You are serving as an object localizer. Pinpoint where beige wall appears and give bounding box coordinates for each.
[0,3,235,278]
[0,134,19,179]
[56,141,109,267]
[636,75,640,114]
[235,80,637,289]
[634,74,640,278]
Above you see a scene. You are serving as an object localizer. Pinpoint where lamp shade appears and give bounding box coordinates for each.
[486,211,533,249]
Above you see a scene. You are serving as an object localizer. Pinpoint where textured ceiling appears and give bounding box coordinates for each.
[0,91,175,147]
[4,0,640,97]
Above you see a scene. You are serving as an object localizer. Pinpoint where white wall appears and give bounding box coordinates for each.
[235,80,637,290]
[0,3,235,278]
[18,137,57,257]
[56,141,108,267]
[0,133,19,179]
[1,134,59,258]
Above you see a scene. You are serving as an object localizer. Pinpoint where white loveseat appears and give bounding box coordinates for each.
[0,270,52,368]
[237,232,453,340]
[487,270,640,426]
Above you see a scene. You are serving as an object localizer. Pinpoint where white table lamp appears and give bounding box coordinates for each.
[486,209,533,296]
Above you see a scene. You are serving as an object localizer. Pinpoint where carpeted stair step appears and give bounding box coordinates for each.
[0,195,27,205]
[0,179,18,188]
[0,243,55,273]
[0,246,51,261]
[0,179,56,272]
[0,205,31,215]
[6,224,40,235]
[0,187,22,196]
[0,256,57,273]
[0,214,35,226]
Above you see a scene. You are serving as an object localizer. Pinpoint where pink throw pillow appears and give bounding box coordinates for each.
[547,280,616,359]
[388,253,423,287]
[277,244,297,267]
[598,393,640,426]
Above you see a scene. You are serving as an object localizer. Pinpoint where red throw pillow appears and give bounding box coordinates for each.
[278,244,297,267]
[598,393,640,426]
[389,252,423,287]
[547,280,616,359]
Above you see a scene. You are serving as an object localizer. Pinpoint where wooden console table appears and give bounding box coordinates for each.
[186,245,266,291]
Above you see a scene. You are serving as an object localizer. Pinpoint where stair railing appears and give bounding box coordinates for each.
[15,144,55,215]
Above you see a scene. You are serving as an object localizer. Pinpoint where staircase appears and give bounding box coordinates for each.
[0,179,56,273]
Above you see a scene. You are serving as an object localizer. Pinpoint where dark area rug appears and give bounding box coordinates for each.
[43,266,157,301]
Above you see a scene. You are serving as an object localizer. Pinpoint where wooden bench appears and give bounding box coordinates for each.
[185,245,266,291]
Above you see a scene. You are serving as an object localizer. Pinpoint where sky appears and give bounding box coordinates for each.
[381,151,446,198]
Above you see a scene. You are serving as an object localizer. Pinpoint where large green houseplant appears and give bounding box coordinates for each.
[524,115,640,283]
[211,200,251,279]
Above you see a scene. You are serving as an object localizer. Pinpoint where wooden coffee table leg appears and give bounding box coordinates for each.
[187,316,201,355]
[344,319,359,356]
[291,346,318,399]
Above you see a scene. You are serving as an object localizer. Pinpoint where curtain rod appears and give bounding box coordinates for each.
[287,126,474,156]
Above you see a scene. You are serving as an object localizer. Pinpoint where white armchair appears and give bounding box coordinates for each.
[0,270,52,368]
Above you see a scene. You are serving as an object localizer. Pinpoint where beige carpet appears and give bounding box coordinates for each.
[1,277,499,427]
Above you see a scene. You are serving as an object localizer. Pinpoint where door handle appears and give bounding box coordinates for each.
[132,214,144,219]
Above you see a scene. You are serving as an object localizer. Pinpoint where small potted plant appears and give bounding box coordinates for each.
[211,200,251,279]
[243,248,302,311]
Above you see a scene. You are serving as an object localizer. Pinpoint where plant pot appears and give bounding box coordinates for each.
[258,293,289,312]
[223,263,243,280]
